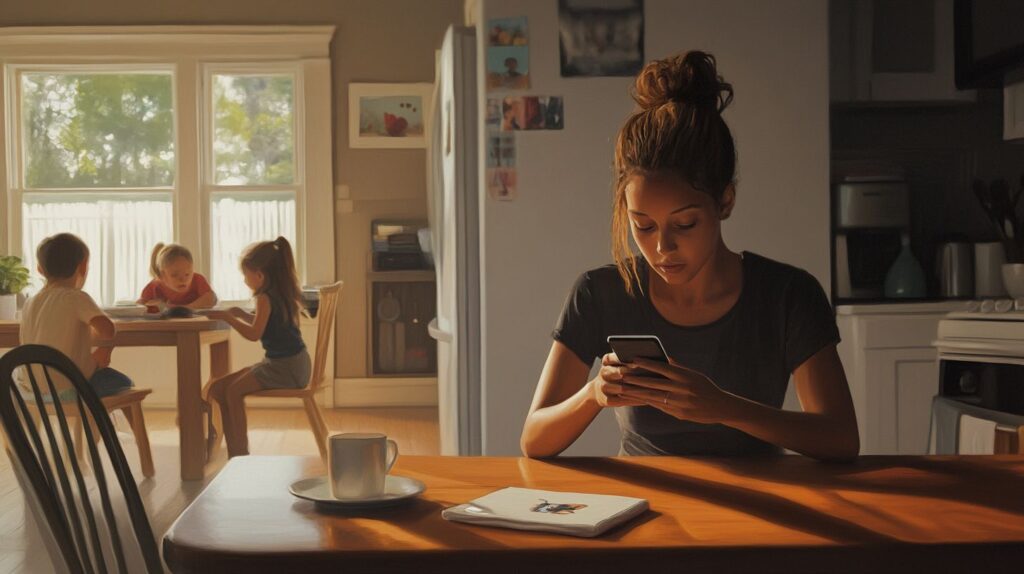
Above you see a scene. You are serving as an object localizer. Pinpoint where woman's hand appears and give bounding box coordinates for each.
[589,353,647,408]
[618,358,739,424]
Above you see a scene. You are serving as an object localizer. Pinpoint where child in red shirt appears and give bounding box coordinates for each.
[138,243,218,312]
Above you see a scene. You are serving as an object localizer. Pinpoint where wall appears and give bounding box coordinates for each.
[477,0,831,455]
[0,0,464,381]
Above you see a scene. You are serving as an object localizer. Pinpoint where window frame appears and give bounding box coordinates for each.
[202,63,306,301]
[0,26,335,306]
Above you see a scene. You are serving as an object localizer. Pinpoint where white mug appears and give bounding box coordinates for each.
[975,242,1008,297]
[328,432,398,499]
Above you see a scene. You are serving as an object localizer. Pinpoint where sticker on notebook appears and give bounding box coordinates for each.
[531,499,587,514]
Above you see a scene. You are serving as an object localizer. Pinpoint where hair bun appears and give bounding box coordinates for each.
[633,51,733,113]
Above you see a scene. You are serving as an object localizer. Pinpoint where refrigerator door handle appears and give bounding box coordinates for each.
[428,317,452,342]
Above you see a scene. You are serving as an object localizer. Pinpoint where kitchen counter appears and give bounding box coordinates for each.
[836,300,968,315]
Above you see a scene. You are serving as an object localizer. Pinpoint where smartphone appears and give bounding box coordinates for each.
[606,335,669,365]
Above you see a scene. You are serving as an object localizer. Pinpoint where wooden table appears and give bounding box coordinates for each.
[0,318,230,480]
[163,454,1024,573]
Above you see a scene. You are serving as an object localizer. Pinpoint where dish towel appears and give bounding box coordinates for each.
[929,396,963,454]
[959,414,998,454]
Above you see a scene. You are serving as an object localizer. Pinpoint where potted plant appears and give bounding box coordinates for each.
[0,255,30,320]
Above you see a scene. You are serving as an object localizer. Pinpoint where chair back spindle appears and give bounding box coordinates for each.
[308,281,343,394]
[0,345,162,573]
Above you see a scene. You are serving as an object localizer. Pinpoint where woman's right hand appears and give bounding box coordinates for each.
[590,353,647,408]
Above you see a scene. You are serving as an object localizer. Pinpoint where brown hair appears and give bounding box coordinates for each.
[241,237,303,326]
[37,233,89,280]
[612,51,736,295]
[149,243,194,279]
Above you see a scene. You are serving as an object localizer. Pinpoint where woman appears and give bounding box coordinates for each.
[520,51,859,462]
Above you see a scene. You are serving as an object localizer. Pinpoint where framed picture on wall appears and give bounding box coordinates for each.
[349,83,433,149]
[558,0,645,77]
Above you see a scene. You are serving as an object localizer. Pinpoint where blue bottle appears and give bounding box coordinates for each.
[885,235,927,298]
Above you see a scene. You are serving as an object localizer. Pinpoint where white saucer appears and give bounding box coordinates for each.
[289,475,426,509]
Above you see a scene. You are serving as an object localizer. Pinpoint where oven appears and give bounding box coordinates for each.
[932,309,1024,454]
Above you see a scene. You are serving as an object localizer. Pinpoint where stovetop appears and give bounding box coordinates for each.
[946,298,1024,321]
[938,299,1024,354]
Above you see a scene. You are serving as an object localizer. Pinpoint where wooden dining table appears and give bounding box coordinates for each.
[0,317,230,480]
[163,454,1024,573]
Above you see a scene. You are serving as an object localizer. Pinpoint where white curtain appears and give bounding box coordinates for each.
[210,193,296,301]
[21,193,294,306]
[22,196,173,306]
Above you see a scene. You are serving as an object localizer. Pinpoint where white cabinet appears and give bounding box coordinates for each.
[836,302,961,454]
[1005,80,1024,140]
[830,0,974,103]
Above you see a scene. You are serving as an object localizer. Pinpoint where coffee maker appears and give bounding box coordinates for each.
[833,180,910,300]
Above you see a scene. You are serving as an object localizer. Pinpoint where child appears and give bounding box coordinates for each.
[137,243,217,312]
[19,233,133,399]
[204,237,310,457]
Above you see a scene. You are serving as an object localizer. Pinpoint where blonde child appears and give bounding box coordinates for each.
[137,243,217,312]
[20,233,133,399]
[204,237,310,457]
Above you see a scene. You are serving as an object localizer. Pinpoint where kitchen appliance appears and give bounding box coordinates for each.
[834,180,910,300]
[426,25,482,455]
[371,220,429,271]
[931,305,1024,454]
[937,241,974,298]
[974,242,1008,297]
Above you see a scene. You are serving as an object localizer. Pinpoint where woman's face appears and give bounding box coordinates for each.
[160,257,194,293]
[624,175,733,287]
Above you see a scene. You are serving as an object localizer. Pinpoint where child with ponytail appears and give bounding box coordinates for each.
[138,243,217,312]
[204,237,310,457]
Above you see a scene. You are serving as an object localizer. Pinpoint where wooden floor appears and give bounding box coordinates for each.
[0,406,439,573]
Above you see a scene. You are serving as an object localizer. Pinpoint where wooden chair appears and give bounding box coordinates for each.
[239,281,342,462]
[69,389,155,478]
[0,344,163,573]
[22,375,154,479]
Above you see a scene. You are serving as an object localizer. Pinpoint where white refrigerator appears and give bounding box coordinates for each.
[427,25,482,455]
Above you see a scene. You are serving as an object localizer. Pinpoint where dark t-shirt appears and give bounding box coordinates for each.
[552,252,840,456]
[261,294,306,359]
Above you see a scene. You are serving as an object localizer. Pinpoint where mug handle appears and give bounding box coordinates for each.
[385,439,399,473]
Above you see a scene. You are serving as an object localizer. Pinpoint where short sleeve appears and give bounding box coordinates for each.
[73,291,104,325]
[140,280,159,301]
[552,272,605,367]
[192,273,212,295]
[783,271,841,373]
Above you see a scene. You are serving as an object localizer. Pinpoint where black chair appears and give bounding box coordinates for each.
[0,344,162,573]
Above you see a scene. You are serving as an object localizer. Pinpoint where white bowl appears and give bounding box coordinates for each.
[1001,263,1024,298]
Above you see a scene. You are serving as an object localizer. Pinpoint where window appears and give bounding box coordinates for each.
[1,27,334,307]
[207,71,299,300]
[18,70,175,304]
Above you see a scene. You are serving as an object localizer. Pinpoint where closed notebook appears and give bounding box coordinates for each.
[441,487,649,538]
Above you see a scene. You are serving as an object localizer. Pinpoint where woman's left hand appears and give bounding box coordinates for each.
[619,358,739,424]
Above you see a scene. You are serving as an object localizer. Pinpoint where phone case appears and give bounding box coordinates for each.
[606,336,668,364]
